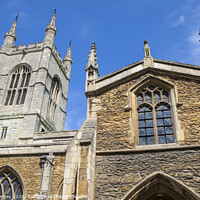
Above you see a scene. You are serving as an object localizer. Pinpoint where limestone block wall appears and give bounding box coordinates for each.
[0,118,23,143]
[40,54,68,131]
[0,42,69,137]
[93,73,200,151]
[95,148,200,200]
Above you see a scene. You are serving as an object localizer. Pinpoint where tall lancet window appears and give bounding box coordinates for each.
[5,65,31,106]
[0,168,23,200]
[137,85,175,145]
[47,77,60,121]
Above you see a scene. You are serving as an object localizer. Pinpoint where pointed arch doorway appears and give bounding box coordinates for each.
[123,172,200,200]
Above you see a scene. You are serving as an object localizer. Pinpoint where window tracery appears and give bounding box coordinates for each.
[5,65,31,106]
[0,169,23,200]
[136,84,175,145]
[47,77,60,121]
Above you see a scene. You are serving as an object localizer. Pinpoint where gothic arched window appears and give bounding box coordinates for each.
[47,77,60,121]
[136,85,175,145]
[5,65,31,106]
[0,168,23,200]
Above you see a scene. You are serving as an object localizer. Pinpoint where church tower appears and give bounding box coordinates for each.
[0,11,72,144]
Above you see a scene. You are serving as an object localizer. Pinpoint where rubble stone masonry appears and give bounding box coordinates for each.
[95,148,200,200]
[95,73,200,151]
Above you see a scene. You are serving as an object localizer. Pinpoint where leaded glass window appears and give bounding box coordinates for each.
[136,84,175,145]
[5,65,31,106]
[0,170,23,200]
[47,77,60,121]
[138,105,155,145]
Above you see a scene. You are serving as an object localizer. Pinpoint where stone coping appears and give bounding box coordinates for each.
[96,59,200,83]
[96,144,200,155]
[86,59,200,96]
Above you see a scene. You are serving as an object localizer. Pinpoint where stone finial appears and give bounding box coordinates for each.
[46,10,57,33]
[86,43,99,74]
[143,40,154,67]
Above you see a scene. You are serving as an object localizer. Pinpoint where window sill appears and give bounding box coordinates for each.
[96,144,200,155]
[135,143,178,151]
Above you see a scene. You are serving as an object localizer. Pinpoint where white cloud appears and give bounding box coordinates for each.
[186,31,200,64]
[171,15,185,27]
[167,0,200,65]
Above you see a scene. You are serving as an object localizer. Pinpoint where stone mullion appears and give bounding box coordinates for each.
[8,73,18,105]
[15,184,20,196]
[15,72,24,105]
[152,91,158,144]
[5,90,11,105]
[10,180,15,199]
[4,177,11,198]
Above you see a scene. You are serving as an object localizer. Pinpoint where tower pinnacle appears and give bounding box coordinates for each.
[64,41,72,61]
[44,10,57,47]
[85,43,99,93]
[46,10,57,33]
[63,41,73,79]
[86,43,99,74]
[1,14,18,50]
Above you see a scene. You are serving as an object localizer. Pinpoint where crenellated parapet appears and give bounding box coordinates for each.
[52,44,63,67]
[0,42,44,54]
[0,42,66,71]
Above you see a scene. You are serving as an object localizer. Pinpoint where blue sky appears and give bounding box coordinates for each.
[0,0,200,130]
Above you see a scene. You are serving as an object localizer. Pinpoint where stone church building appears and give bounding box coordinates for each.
[0,12,199,200]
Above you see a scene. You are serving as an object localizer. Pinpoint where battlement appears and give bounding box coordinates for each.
[52,44,63,66]
[0,41,66,72]
[11,41,44,52]
[2,42,64,67]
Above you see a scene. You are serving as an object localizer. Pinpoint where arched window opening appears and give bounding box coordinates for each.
[123,172,200,200]
[136,84,174,145]
[0,169,23,200]
[5,65,31,106]
[47,77,60,121]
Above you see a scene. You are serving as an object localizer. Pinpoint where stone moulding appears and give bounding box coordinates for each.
[122,171,200,200]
